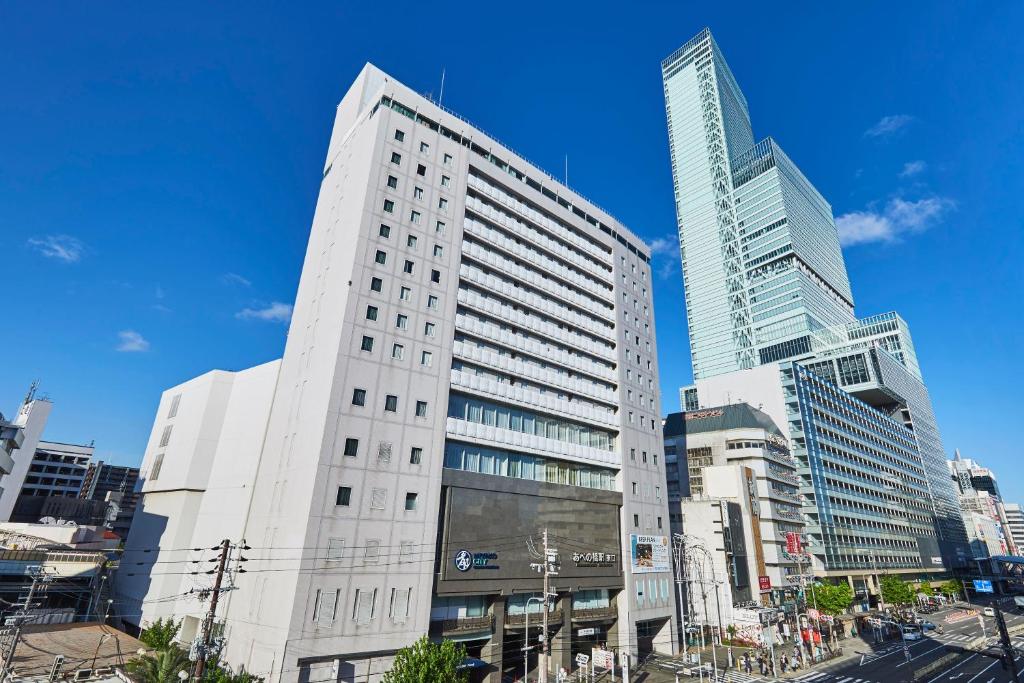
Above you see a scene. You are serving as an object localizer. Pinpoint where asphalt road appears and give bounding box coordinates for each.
[636,599,1024,683]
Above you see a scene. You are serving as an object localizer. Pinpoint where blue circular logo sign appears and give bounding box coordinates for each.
[454,549,474,572]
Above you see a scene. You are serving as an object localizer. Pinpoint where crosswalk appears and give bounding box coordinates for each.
[792,673,879,683]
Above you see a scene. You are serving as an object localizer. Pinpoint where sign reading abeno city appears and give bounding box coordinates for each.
[630,535,670,573]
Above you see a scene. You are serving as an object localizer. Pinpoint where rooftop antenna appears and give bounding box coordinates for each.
[438,67,446,106]
[23,380,39,406]
[564,154,569,186]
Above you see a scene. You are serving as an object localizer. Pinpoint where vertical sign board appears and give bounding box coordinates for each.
[630,535,670,573]
[758,575,772,591]
[785,532,802,555]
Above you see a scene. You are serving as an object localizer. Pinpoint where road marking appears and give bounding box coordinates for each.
[924,653,979,683]
[964,658,1000,683]
[896,643,949,668]
[836,678,853,683]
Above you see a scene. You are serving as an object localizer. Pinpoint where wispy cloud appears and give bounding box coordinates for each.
[647,235,677,256]
[899,160,927,178]
[222,272,252,287]
[27,234,85,263]
[836,196,955,246]
[647,234,680,280]
[236,301,292,323]
[864,114,914,138]
[116,330,150,352]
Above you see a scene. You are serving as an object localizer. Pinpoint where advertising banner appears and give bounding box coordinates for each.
[630,534,670,573]
[785,532,802,555]
[758,575,772,591]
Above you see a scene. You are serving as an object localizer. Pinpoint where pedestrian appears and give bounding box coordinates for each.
[780,653,788,674]
[759,654,766,676]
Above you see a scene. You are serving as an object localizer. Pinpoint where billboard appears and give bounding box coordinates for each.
[785,532,802,555]
[629,534,670,574]
[973,579,994,593]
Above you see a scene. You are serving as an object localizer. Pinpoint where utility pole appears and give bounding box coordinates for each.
[530,529,558,683]
[1,566,50,680]
[194,539,231,681]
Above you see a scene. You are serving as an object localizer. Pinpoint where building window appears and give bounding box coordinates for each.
[399,286,411,301]
[370,277,383,292]
[375,249,387,265]
[387,175,398,189]
[379,224,391,238]
[438,198,448,211]
[413,187,423,200]
[642,451,647,463]
[657,516,663,529]
[383,199,395,213]
[405,492,418,511]
[630,448,635,461]
[390,152,402,165]
[403,260,415,274]
[443,153,452,166]
[441,175,451,188]
[632,482,638,494]
[420,141,429,153]
[336,486,352,506]
[370,488,387,510]
[655,486,661,501]
[410,447,422,465]
[396,314,408,329]
[433,245,443,257]
[394,129,405,142]
[424,322,436,337]
[427,295,439,310]
[364,539,381,562]
[150,454,164,481]
[385,395,398,412]
[159,425,173,448]
[167,394,181,419]
[633,513,639,527]
[343,438,358,457]
[417,163,426,176]
[327,538,345,561]
[420,351,432,367]
[431,269,441,284]
[352,388,366,406]
[365,305,378,321]
[392,343,404,360]
[407,234,418,248]
[436,220,446,235]
[415,401,428,417]
[360,335,374,352]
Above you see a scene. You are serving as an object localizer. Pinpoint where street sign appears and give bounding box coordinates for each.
[759,575,772,591]
[578,627,597,637]
[575,653,590,666]
[973,579,994,593]
[592,649,614,669]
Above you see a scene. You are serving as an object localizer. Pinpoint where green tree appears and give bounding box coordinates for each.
[811,582,854,616]
[126,647,191,683]
[139,618,182,652]
[880,575,914,606]
[204,661,264,683]
[939,579,961,600]
[383,636,468,683]
[917,582,935,597]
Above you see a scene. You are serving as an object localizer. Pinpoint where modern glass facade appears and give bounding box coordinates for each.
[665,29,969,570]
[781,361,943,572]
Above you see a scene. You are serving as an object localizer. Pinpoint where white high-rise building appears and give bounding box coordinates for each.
[121,64,675,681]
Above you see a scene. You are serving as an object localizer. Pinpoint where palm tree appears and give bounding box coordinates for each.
[125,647,191,683]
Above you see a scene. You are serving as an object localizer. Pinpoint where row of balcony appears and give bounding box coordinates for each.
[459,253,615,340]
[457,288,616,362]
[464,195,615,294]
[467,173,614,268]
[449,369,618,429]
[452,339,616,407]
[445,416,619,468]
[455,312,617,383]
[462,217,616,315]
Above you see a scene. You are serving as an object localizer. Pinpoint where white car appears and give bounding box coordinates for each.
[983,607,995,617]
[901,626,923,640]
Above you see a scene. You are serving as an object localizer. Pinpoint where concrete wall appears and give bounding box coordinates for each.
[0,399,52,520]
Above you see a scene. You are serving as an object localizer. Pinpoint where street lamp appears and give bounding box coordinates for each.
[524,596,545,683]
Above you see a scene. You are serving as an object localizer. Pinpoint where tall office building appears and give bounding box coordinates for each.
[662,29,968,578]
[121,64,675,681]
[79,461,141,538]
[1003,503,1024,557]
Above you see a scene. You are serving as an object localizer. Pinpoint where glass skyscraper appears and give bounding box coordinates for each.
[664,29,969,571]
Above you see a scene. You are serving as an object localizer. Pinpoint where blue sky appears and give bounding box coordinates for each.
[2,3,1022,500]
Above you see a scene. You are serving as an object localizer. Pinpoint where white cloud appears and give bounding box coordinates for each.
[116,330,150,352]
[647,235,677,256]
[236,301,293,323]
[27,234,85,263]
[222,272,252,287]
[837,196,955,246]
[864,114,914,138]
[899,160,927,178]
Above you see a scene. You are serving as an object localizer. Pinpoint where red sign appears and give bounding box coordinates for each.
[758,575,772,591]
[786,532,802,554]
